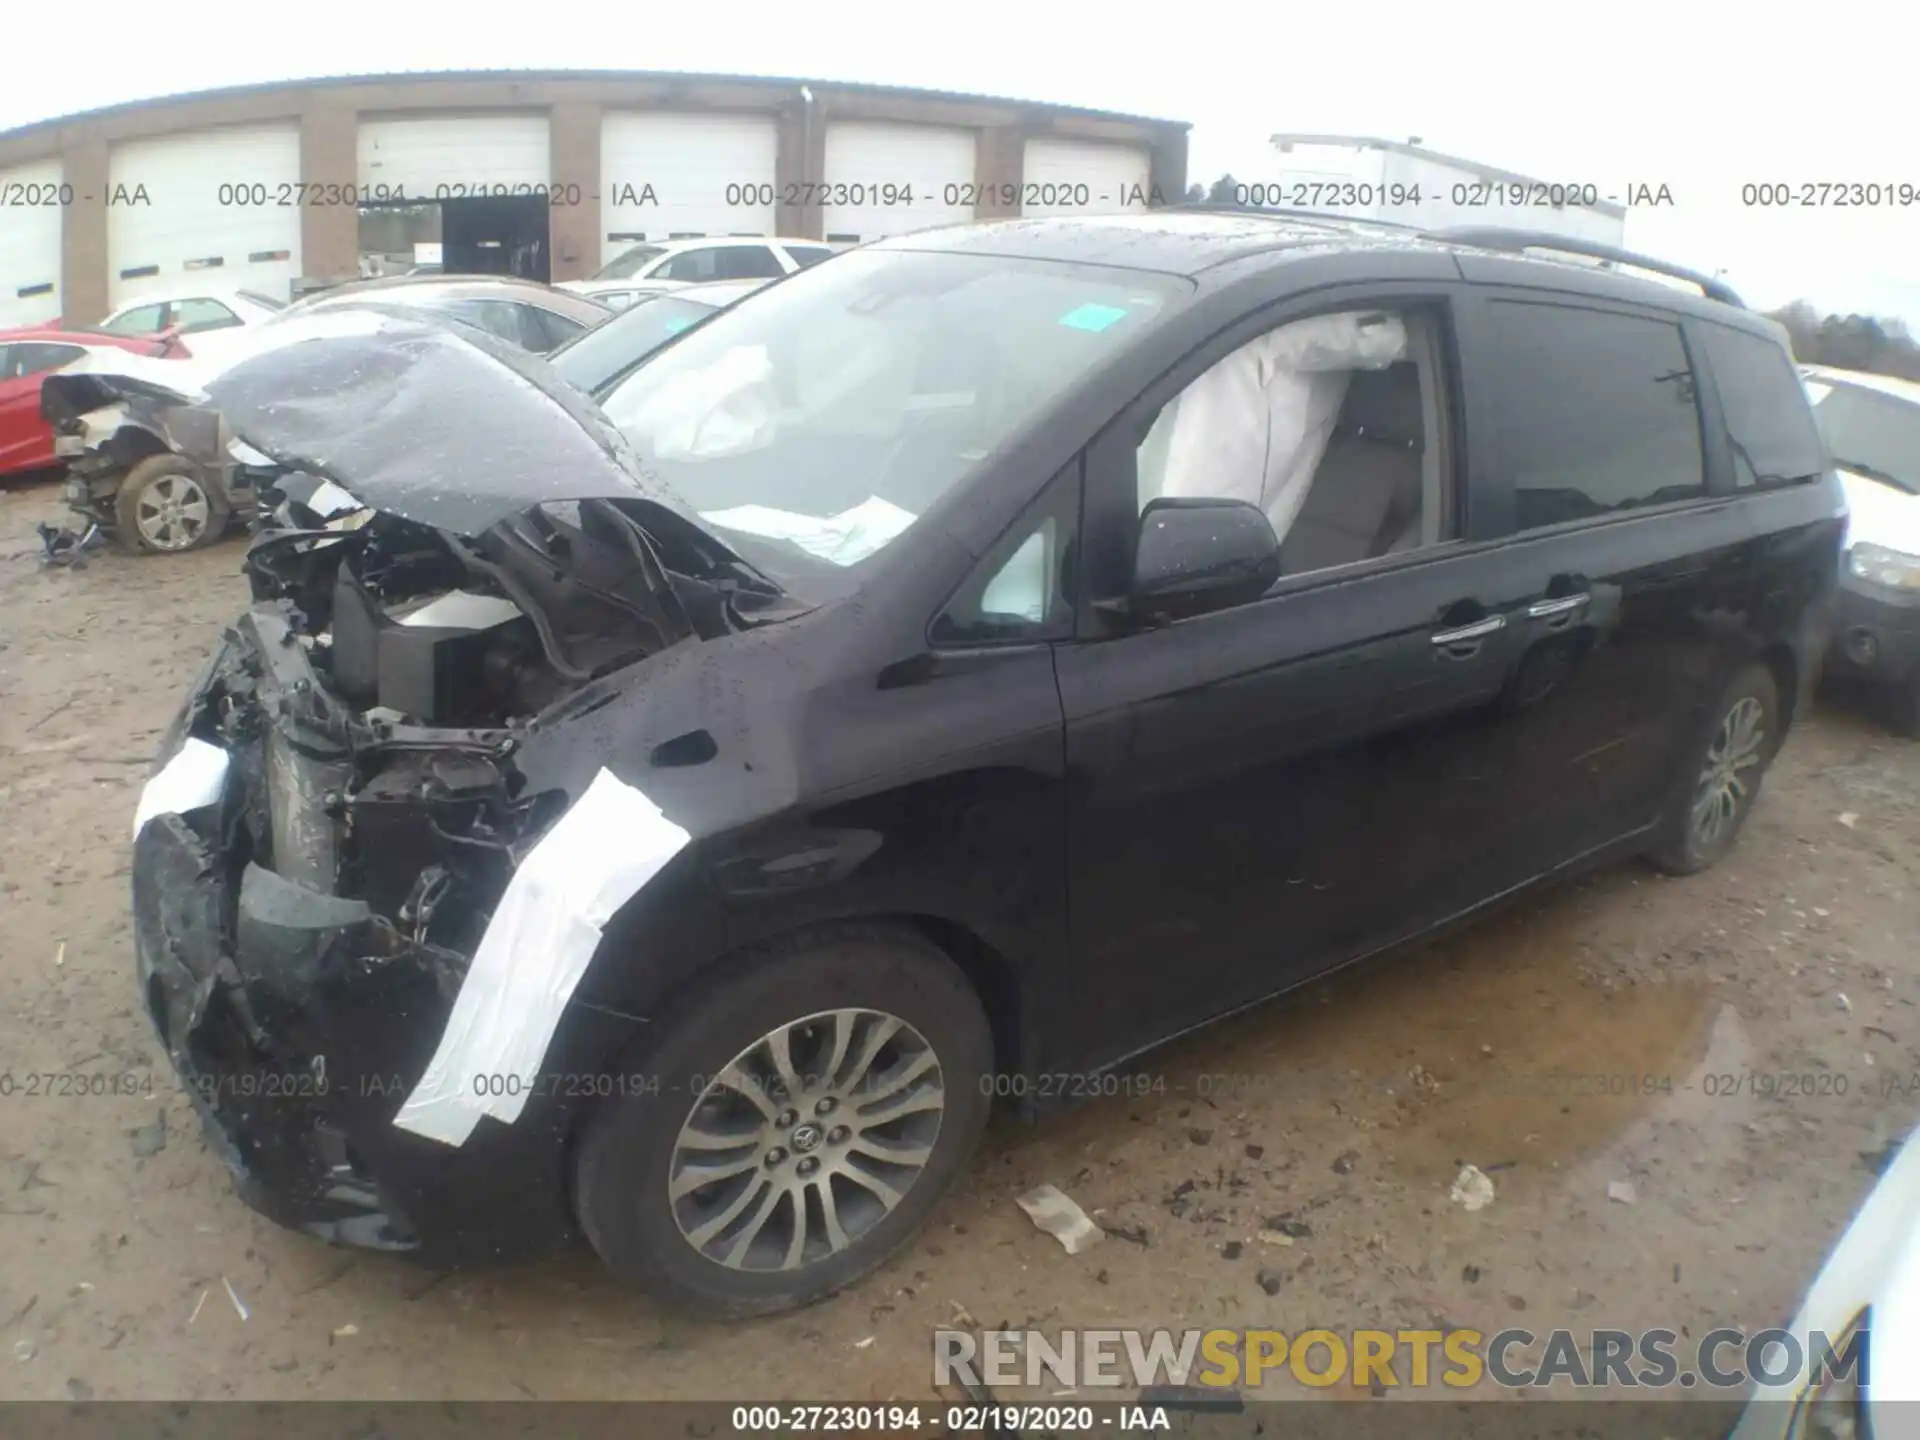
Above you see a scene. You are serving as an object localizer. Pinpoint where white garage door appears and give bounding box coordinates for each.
[1021,139,1152,218]
[0,160,64,326]
[822,123,975,243]
[600,113,777,264]
[109,126,303,308]
[358,114,551,199]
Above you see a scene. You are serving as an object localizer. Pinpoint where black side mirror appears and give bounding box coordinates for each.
[1129,497,1281,623]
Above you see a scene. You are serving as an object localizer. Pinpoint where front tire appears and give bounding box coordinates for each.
[1647,663,1781,875]
[114,455,225,554]
[574,924,993,1319]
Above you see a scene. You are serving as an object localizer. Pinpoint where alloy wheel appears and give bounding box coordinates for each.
[134,473,213,551]
[1690,695,1766,850]
[668,1009,945,1272]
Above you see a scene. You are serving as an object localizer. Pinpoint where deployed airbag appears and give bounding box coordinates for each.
[392,767,691,1147]
[1155,311,1406,541]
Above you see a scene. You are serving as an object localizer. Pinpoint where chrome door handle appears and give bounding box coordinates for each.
[1431,615,1506,646]
[1526,593,1589,619]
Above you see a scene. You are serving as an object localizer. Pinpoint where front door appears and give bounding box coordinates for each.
[1058,290,1531,1063]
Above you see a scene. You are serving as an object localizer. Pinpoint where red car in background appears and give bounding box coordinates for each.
[0,327,189,479]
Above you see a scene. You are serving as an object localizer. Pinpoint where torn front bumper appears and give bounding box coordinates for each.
[130,623,602,1267]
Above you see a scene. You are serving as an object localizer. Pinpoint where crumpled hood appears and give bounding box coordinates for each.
[46,308,685,538]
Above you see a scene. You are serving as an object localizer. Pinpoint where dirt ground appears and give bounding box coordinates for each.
[1,477,1916,1407]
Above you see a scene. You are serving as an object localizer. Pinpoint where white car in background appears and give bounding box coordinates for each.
[1801,364,1920,734]
[557,236,836,310]
[97,287,287,339]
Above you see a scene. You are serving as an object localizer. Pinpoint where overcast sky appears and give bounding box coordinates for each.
[9,0,1915,324]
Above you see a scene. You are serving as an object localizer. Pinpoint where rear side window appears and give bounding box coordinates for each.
[1486,300,1706,529]
[103,303,166,336]
[1698,324,1828,489]
[715,246,786,281]
[5,342,83,377]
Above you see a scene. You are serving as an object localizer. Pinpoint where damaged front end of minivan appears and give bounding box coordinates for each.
[130,310,798,1261]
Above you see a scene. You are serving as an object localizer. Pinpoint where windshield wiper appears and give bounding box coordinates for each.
[1835,458,1919,495]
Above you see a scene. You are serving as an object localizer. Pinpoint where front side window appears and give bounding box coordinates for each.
[1485,300,1705,528]
[1135,306,1452,578]
[102,303,166,336]
[595,244,666,280]
[600,248,1188,597]
[1804,380,1920,496]
[1700,324,1827,489]
[171,298,243,334]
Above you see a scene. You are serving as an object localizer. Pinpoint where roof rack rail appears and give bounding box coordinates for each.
[1163,202,1427,233]
[1424,227,1744,308]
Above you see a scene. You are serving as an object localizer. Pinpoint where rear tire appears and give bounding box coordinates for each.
[573,924,993,1319]
[114,455,225,554]
[1647,663,1781,876]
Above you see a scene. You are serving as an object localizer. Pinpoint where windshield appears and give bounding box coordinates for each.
[1808,380,1920,494]
[595,245,667,281]
[549,294,722,395]
[599,248,1189,591]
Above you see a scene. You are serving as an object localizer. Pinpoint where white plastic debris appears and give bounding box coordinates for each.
[1607,1179,1638,1205]
[1838,812,1859,829]
[332,1324,359,1339]
[12,1339,34,1363]
[1449,1165,1496,1212]
[222,1276,249,1322]
[394,768,691,1147]
[852,1336,875,1349]
[1016,1184,1105,1255]
[187,1289,208,1325]
[132,738,229,839]
[1838,993,1853,1014]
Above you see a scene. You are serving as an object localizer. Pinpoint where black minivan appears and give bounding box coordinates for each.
[127,211,1842,1317]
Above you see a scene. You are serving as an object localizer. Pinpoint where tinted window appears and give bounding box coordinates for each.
[933,467,1079,645]
[786,246,836,269]
[714,246,786,281]
[657,248,721,283]
[549,295,723,395]
[172,298,243,334]
[436,299,528,347]
[5,342,84,377]
[1487,301,1705,528]
[102,303,166,336]
[1700,325,1827,489]
[1806,380,1920,495]
[525,305,589,353]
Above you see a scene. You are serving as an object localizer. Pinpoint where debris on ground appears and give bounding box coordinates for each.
[1255,1269,1283,1296]
[1221,1241,1243,1260]
[35,521,105,569]
[1187,1128,1213,1146]
[1607,1180,1638,1205]
[331,1324,359,1339]
[1331,1150,1360,1175]
[222,1277,249,1322]
[1837,993,1853,1014]
[1016,1185,1104,1255]
[1097,1221,1150,1247]
[1838,812,1859,829]
[12,1339,34,1363]
[1450,1165,1496,1211]
[1264,1215,1312,1239]
[1244,1144,1264,1160]
[187,1290,208,1325]
[1255,1229,1294,1247]
[128,1110,167,1159]
[66,1378,94,1400]
[852,1336,874,1349]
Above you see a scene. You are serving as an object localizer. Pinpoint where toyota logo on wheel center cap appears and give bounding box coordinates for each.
[790,1123,823,1153]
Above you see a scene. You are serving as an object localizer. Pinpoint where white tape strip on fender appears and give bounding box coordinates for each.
[392,767,692,1147]
[132,738,230,840]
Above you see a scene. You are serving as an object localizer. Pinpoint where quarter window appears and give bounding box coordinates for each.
[1486,301,1706,528]
[1698,324,1827,489]
[171,298,243,334]
[657,247,722,283]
